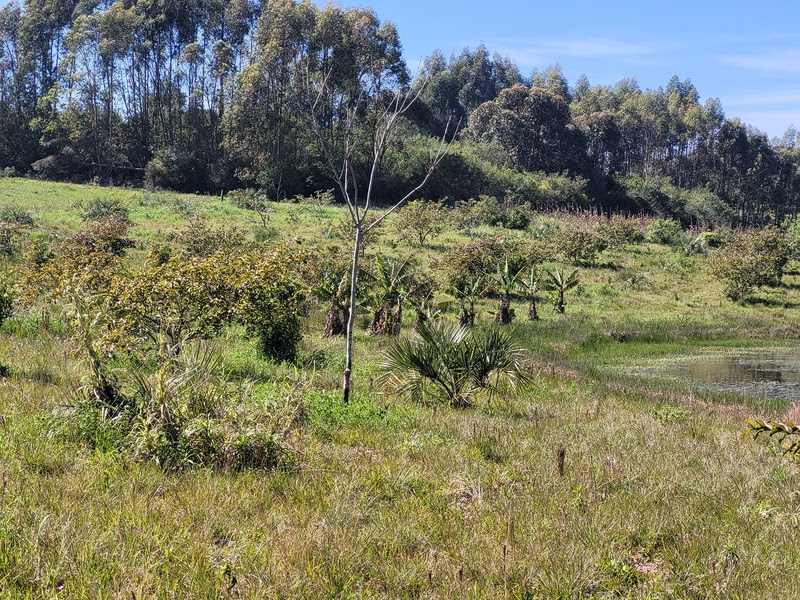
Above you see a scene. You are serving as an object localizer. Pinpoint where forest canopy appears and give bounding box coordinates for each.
[1,0,799,225]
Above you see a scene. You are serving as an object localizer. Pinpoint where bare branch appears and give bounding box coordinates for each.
[365,117,457,232]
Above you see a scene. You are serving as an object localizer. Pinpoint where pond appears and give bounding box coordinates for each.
[625,347,800,402]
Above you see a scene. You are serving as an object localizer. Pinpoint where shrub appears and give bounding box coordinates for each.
[646,219,681,244]
[145,146,207,193]
[0,223,27,257]
[595,216,644,248]
[68,217,134,256]
[0,205,35,227]
[228,188,272,226]
[235,247,307,362]
[107,250,241,356]
[710,227,791,300]
[0,272,13,326]
[394,199,447,247]
[553,228,608,264]
[173,218,244,257]
[440,234,533,290]
[504,207,530,230]
[380,320,530,406]
[80,197,130,222]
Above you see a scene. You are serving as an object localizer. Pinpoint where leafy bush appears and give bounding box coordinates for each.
[80,197,130,222]
[553,228,608,264]
[0,223,27,257]
[380,320,530,406]
[107,250,241,356]
[235,247,307,362]
[172,218,244,257]
[394,199,447,247]
[503,207,530,230]
[646,219,681,244]
[0,205,35,227]
[0,272,13,326]
[440,234,534,290]
[595,216,644,248]
[228,188,272,226]
[68,217,134,256]
[145,146,207,192]
[710,227,791,300]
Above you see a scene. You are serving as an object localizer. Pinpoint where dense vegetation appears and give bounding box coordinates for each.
[2,179,800,596]
[2,0,800,225]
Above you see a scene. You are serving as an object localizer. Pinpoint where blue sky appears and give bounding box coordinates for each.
[330,0,800,139]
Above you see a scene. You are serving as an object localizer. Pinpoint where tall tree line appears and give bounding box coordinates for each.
[1,0,799,224]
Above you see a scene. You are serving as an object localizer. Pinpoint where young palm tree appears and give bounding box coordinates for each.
[311,264,349,338]
[544,267,579,314]
[448,274,484,327]
[491,260,522,325]
[364,256,415,336]
[518,266,541,320]
[380,320,530,406]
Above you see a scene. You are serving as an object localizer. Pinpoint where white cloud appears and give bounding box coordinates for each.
[718,50,800,74]
[483,37,667,68]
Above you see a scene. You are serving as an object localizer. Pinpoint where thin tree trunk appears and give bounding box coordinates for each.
[342,226,362,404]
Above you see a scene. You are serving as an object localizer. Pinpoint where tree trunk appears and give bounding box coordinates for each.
[323,302,345,338]
[367,301,402,336]
[342,226,362,404]
[528,299,539,321]
[494,298,512,325]
[458,308,475,327]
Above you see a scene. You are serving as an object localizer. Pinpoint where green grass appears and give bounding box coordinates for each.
[2,178,800,597]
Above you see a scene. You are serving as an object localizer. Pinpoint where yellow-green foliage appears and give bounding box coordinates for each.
[710,227,792,300]
[393,199,447,247]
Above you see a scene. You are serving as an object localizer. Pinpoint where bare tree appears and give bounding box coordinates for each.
[305,58,453,403]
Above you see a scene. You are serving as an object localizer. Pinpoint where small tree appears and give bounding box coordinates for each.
[394,199,446,247]
[518,266,541,320]
[311,264,349,338]
[490,260,522,325]
[303,9,453,402]
[544,267,579,314]
[448,275,484,327]
[363,256,416,337]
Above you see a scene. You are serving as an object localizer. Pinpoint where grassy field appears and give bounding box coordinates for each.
[1,178,800,598]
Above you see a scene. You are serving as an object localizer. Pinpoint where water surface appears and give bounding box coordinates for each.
[627,347,800,402]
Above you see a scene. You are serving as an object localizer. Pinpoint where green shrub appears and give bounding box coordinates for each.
[0,205,35,227]
[394,199,447,247]
[710,227,791,300]
[80,197,130,222]
[503,207,530,230]
[646,219,681,244]
[68,217,134,256]
[0,272,13,326]
[595,216,644,248]
[441,234,533,290]
[172,218,244,257]
[554,228,608,264]
[235,246,307,362]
